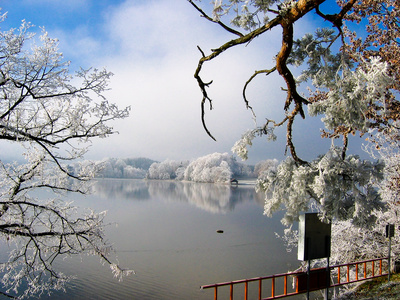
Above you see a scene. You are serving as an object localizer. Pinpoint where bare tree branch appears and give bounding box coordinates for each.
[242,67,276,117]
[193,0,327,157]
[187,0,244,37]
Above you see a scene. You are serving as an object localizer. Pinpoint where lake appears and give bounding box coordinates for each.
[35,179,302,299]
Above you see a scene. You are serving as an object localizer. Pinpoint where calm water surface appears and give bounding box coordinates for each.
[38,179,302,299]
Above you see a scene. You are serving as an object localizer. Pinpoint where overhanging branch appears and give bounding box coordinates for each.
[187,0,244,37]
[243,67,277,115]
[194,16,282,140]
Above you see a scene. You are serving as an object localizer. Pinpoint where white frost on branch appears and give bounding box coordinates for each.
[257,147,384,226]
[309,57,395,133]
[208,0,279,30]
[278,0,297,16]
[0,16,131,299]
[110,264,135,282]
[231,126,277,161]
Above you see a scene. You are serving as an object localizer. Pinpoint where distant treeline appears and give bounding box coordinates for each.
[70,153,279,183]
[95,157,156,179]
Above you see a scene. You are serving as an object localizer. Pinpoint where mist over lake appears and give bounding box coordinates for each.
[36,179,301,300]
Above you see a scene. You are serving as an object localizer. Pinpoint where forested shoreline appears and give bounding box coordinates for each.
[72,152,278,183]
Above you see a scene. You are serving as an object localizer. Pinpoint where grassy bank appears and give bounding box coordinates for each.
[336,273,400,299]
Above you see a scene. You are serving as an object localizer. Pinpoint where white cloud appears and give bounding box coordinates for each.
[80,0,290,163]
[1,0,367,164]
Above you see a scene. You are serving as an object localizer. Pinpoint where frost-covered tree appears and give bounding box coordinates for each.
[95,157,154,178]
[183,152,234,183]
[123,165,147,179]
[0,15,132,299]
[228,155,254,178]
[257,147,384,226]
[328,125,400,265]
[189,0,399,226]
[146,153,252,182]
[124,157,156,170]
[146,159,189,180]
[253,159,279,177]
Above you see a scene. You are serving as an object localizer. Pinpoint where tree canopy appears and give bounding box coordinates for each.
[189,0,400,225]
[0,15,132,298]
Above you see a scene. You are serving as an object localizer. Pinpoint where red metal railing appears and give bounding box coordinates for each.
[201,271,304,300]
[331,257,388,287]
[200,257,389,300]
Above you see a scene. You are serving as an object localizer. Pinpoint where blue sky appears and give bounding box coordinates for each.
[0,0,368,164]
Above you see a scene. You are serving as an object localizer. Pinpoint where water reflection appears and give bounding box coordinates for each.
[33,178,301,300]
[93,179,265,213]
[92,179,150,200]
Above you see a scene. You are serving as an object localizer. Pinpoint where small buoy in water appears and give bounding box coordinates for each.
[216,230,224,233]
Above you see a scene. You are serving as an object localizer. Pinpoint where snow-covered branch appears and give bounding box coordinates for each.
[0,17,132,298]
